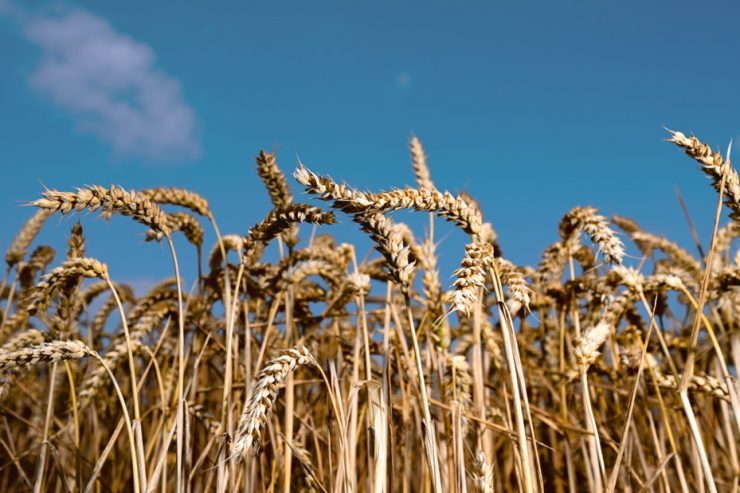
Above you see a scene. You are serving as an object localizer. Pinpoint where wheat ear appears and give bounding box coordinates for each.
[27,258,108,314]
[5,209,53,268]
[410,135,435,190]
[242,204,336,263]
[669,130,740,219]
[232,345,315,458]
[0,339,93,372]
[560,206,624,264]
[33,184,169,234]
[140,187,210,216]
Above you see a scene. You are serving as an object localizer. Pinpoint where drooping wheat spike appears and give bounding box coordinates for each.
[294,165,376,212]
[608,265,645,291]
[323,270,371,316]
[140,187,210,216]
[452,240,493,315]
[6,209,53,268]
[353,212,416,291]
[243,204,336,264]
[615,219,702,281]
[26,258,108,315]
[346,271,371,294]
[256,150,300,247]
[560,206,624,264]
[712,266,740,292]
[208,234,244,271]
[233,345,315,458]
[287,441,322,493]
[0,339,93,372]
[470,451,495,493]
[146,212,204,247]
[188,403,221,434]
[654,372,731,400]
[91,286,136,336]
[669,130,740,219]
[573,321,611,368]
[611,214,642,234]
[275,259,343,293]
[393,221,423,264]
[126,279,178,324]
[276,243,353,278]
[33,184,170,235]
[538,241,568,286]
[368,187,482,235]
[0,329,48,354]
[410,135,435,190]
[72,280,124,327]
[572,244,597,272]
[0,330,54,399]
[358,257,391,282]
[642,273,686,297]
[79,280,110,302]
[297,164,482,234]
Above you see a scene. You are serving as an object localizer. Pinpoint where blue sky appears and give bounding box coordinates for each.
[1,1,740,291]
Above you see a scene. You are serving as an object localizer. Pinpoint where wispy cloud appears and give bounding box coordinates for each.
[12,6,200,162]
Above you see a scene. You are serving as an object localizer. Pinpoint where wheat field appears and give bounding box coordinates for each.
[0,130,738,492]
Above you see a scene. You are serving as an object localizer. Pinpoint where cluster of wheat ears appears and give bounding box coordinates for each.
[0,130,739,493]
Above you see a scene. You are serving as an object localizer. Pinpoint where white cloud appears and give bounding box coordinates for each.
[21,8,200,162]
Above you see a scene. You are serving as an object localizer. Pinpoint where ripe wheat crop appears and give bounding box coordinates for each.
[0,133,739,492]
